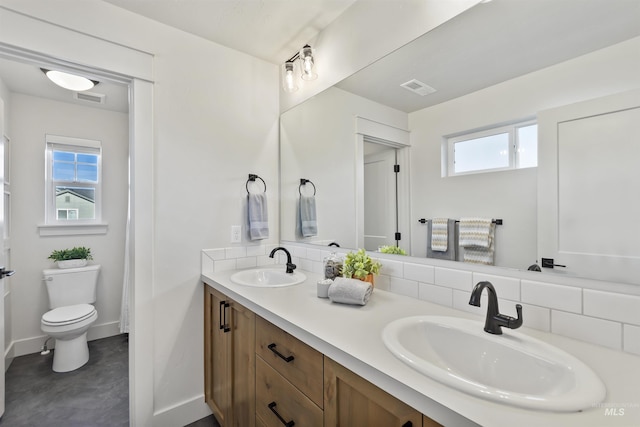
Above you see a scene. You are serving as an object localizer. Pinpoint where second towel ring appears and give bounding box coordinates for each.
[299,178,316,196]
[246,174,266,194]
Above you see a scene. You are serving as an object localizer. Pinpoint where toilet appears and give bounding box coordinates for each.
[41,264,101,372]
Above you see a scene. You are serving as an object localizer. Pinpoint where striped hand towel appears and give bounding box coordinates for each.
[430,218,449,252]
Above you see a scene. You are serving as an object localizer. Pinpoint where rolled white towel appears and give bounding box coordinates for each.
[329,277,373,306]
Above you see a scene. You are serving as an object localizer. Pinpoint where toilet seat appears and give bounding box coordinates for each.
[42,303,96,326]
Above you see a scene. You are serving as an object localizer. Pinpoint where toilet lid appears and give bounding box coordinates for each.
[42,304,96,326]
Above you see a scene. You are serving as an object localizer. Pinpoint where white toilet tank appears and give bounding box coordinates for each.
[43,264,101,309]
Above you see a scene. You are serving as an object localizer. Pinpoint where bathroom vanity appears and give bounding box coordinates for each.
[202,268,640,427]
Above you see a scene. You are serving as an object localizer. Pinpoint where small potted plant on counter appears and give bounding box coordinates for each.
[342,248,381,286]
[48,246,93,269]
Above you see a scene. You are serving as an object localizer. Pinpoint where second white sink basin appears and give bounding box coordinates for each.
[230,267,306,287]
[382,316,605,412]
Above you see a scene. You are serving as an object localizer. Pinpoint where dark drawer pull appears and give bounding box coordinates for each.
[402,422,413,427]
[268,343,294,362]
[219,301,230,333]
[268,401,295,427]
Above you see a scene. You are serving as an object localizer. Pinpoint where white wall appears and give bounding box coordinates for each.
[408,36,640,269]
[280,86,407,247]
[9,94,128,353]
[1,0,280,424]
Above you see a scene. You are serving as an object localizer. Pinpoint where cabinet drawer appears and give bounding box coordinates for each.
[256,356,323,427]
[256,316,323,407]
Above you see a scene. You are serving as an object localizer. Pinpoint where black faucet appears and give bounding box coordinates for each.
[468,281,523,335]
[269,247,297,274]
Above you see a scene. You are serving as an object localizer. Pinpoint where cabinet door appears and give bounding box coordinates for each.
[204,286,230,425]
[324,357,423,427]
[229,298,256,427]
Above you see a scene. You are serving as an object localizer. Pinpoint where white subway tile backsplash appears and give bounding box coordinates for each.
[380,258,404,278]
[201,252,215,274]
[435,267,472,291]
[452,290,484,317]
[552,311,622,350]
[521,280,582,313]
[225,246,247,259]
[584,290,640,326]
[202,243,640,355]
[374,274,391,291]
[256,255,275,266]
[418,283,453,307]
[519,304,551,332]
[203,248,225,260]
[214,258,237,272]
[305,247,323,262]
[389,277,419,299]
[236,256,257,269]
[472,273,520,301]
[246,245,266,257]
[404,263,435,284]
[623,325,640,356]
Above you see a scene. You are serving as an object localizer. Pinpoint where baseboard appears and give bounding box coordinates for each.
[6,320,122,360]
[153,394,212,427]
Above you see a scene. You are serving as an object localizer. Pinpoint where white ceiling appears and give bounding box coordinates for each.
[337,0,640,112]
[1,0,639,115]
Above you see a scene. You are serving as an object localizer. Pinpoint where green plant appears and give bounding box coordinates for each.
[379,245,407,255]
[48,246,93,262]
[342,248,381,279]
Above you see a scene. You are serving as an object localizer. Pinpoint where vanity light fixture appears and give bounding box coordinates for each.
[41,68,99,92]
[281,44,317,92]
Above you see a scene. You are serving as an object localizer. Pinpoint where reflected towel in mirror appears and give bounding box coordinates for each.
[427,219,458,261]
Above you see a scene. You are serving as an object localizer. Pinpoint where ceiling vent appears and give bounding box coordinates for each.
[400,79,437,96]
[73,91,106,104]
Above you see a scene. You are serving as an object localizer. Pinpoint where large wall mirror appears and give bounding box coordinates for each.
[280,0,640,284]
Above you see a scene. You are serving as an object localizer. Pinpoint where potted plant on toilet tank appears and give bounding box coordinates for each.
[48,246,93,269]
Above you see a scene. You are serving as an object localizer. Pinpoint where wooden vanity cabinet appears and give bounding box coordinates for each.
[205,284,442,427]
[324,357,442,427]
[255,315,324,427]
[204,286,255,427]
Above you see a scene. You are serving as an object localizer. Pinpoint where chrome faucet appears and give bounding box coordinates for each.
[469,281,523,335]
[269,247,297,274]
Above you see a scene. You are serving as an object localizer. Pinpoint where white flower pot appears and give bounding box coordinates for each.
[57,259,88,269]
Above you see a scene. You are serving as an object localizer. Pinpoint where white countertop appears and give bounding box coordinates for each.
[202,268,640,427]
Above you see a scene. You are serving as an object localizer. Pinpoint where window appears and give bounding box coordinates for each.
[45,135,102,225]
[446,120,537,176]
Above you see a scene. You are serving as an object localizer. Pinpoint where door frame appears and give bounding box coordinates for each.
[355,117,411,253]
[0,35,154,426]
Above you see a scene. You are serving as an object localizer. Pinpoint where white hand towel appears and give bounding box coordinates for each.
[430,218,449,252]
[299,194,318,237]
[248,192,269,240]
[328,277,373,306]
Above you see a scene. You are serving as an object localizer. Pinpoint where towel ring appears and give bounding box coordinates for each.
[299,178,316,196]
[246,174,266,194]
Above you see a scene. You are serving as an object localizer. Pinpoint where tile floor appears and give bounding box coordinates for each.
[1,334,217,427]
[2,334,128,426]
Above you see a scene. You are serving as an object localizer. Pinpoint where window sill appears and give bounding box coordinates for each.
[38,223,108,236]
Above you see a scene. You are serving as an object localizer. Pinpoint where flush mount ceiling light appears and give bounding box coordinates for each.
[41,68,99,92]
[281,44,317,93]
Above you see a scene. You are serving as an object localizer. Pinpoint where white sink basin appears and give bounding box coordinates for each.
[230,268,306,287]
[382,316,605,412]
